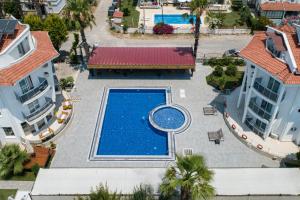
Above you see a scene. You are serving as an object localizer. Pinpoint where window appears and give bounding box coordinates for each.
[290,127,297,132]
[255,119,266,131]
[267,77,280,93]
[261,100,273,113]
[17,43,26,56]
[28,99,40,113]
[3,127,15,137]
[37,119,46,130]
[19,76,34,94]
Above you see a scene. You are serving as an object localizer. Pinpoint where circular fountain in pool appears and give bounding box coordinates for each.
[149,104,191,133]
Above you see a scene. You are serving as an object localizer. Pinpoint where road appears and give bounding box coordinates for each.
[60,0,252,56]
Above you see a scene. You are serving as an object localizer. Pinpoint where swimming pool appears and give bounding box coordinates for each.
[90,88,174,160]
[154,14,196,25]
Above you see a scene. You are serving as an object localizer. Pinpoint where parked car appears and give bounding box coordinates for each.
[223,49,239,57]
[108,6,115,17]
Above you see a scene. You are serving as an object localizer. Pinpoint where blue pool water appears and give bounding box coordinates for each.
[97,89,168,156]
[153,107,185,130]
[154,14,196,24]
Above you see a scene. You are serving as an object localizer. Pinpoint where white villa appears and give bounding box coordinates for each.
[238,24,300,145]
[252,0,300,24]
[0,18,59,148]
[20,0,66,15]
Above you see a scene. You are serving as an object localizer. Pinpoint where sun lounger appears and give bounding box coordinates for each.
[203,106,217,115]
[208,129,224,142]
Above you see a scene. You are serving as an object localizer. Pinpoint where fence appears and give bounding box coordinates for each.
[141,26,250,35]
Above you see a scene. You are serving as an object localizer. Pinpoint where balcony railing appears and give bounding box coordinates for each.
[17,79,48,103]
[245,119,265,137]
[253,81,278,102]
[248,100,272,121]
[23,100,54,122]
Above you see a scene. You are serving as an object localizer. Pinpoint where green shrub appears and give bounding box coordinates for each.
[70,52,79,64]
[225,64,238,76]
[123,23,129,33]
[122,8,130,16]
[234,59,245,66]
[213,66,223,77]
[31,164,40,176]
[59,76,74,90]
[130,184,155,200]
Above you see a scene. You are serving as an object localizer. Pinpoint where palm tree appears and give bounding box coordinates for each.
[160,154,215,200]
[189,0,208,57]
[64,0,95,58]
[0,144,29,178]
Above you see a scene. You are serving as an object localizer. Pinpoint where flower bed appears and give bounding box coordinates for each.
[153,23,174,34]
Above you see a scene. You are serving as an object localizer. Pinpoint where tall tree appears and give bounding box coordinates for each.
[24,14,44,30]
[3,0,23,19]
[160,154,215,200]
[189,0,208,57]
[0,144,29,178]
[44,14,68,50]
[64,0,95,58]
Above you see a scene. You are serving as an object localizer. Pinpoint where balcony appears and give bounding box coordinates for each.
[253,81,278,102]
[248,100,272,121]
[245,119,265,137]
[17,79,49,103]
[23,100,54,122]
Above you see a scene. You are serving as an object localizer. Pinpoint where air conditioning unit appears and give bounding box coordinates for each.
[44,72,49,77]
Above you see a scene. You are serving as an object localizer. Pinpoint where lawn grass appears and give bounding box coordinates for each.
[222,11,246,28]
[0,189,17,200]
[0,171,36,181]
[120,0,140,28]
[206,71,244,91]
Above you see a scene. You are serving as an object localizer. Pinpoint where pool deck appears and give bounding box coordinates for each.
[51,64,280,168]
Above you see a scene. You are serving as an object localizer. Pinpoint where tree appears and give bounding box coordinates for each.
[160,154,215,200]
[207,12,224,30]
[3,0,23,19]
[64,0,95,58]
[231,0,243,11]
[189,0,208,57]
[76,184,120,200]
[0,144,29,178]
[24,14,44,31]
[44,14,68,50]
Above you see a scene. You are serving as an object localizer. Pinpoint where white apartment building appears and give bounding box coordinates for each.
[21,0,66,15]
[238,24,300,145]
[0,18,59,147]
[251,0,300,24]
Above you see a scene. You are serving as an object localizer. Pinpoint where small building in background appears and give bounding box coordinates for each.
[112,11,124,24]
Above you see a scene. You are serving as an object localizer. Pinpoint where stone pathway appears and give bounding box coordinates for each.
[0,181,34,191]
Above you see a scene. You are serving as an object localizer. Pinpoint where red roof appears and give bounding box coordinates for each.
[0,31,59,86]
[113,11,123,18]
[88,47,195,67]
[239,26,300,85]
[260,2,300,11]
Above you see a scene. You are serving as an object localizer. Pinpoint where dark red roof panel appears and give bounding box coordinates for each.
[88,47,195,66]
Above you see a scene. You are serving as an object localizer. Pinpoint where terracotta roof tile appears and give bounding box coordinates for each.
[260,2,300,11]
[88,47,195,67]
[0,31,59,86]
[239,30,300,84]
[113,11,123,18]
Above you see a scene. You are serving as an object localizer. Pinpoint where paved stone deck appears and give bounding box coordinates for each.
[51,64,280,168]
